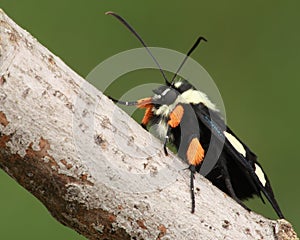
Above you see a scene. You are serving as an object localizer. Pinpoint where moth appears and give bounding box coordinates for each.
[105,11,284,218]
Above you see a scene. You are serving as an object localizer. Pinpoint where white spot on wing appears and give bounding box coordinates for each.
[223,131,246,157]
[181,89,218,111]
[254,163,267,186]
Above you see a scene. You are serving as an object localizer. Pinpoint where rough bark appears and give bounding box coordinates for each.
[0,9,298,240]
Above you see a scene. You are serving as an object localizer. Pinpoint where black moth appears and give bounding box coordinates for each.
[106,11,284,219]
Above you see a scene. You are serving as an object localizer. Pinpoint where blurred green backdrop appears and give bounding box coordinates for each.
[1,0,299,239]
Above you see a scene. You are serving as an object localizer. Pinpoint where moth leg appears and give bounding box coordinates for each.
[186,138,205,213]
[140,104,153,128]
[220,158,251,211]
[163,126,171,156]
[189,164,196,213]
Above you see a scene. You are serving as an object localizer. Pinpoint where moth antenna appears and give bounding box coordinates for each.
[106,11,170,85]
[108,96,138,106]
[170,36,207,85]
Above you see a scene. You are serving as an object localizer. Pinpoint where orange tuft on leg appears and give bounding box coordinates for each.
[168,105,184,128]
[187,138,205,166]
[137,98,152,108]
[141,105,153,126]
[136,98,153,126]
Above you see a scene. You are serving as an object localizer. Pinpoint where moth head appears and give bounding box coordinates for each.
[152,86,179,106]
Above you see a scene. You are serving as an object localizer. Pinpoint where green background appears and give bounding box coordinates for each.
[1,1,299,239]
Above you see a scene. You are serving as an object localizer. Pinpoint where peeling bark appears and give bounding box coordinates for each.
[0,9,298,240]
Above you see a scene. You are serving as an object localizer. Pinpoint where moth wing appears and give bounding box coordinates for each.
[192,103,284,218]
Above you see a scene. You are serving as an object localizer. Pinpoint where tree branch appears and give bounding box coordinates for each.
[0,9,298,240]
